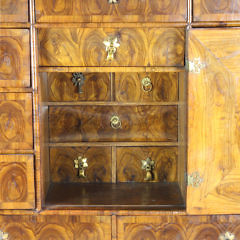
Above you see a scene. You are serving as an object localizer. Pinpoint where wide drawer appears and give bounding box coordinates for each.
[0,155,35,209]
[49,106,178,142]
[0,93,33,150]
[38,28,185,67]
[35,0,187,23]
[0,29,30,87]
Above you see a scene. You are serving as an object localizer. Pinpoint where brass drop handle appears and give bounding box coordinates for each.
[72,72,86,94]
[74,156,88,178]
[141,157,155,181]
[108,0,119,3]
[0,230,8,240]
[142,77,153,92]
[110,115,121,129]
[219,232,235,240]
[103,37,120,61]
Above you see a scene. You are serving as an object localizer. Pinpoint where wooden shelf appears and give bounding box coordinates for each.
[45,182,185,210]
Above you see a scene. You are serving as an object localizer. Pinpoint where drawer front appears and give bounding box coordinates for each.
[0,0,28,23]
[0,215,111,240]
[50,147,112,183]
[45,72,111,102]
[115,73,179,103]
[0,29,30,87]
[0,155,35,209]
[35,0,187,23]
[118,215,240,240]
[117,147,178,182]
[0,93,33,150]
[49,106,178,142]
[39,28,185,67]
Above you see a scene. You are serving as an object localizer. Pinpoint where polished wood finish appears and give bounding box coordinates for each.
[0,155,35,209]
[0,29,30,87]
[49,106,178,142]
[35,0,187,23]
[188,28,240,214]
[50,147,112,183]
[116,147,178,183]
[38,28,185,67]
[0,93,33,150]
[115,73,179,103]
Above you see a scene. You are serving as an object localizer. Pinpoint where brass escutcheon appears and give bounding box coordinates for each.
[74,156,88,178]
[103,37,120,61]
[141,157,155,181]
[219,232,235,240]
[108,0,119,3]
[110,115,121,129]
[72,72,86,94]
[141,77,153,92]
[0,230,8,240]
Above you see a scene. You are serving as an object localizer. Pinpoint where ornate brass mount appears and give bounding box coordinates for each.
[188,172,203,188]
[0,230,8,240]
[219,232,235,240]
[103,37,120,61]
[141,157,155,181]
[108,0,119,3]
[110,115,121,129]
[142,77,153,92]
[74,156,88,178]
[188,57,206,74]
[72,72,86,93]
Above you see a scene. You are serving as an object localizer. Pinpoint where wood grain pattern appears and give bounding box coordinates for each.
[117,147,178,182]
[0,29,30,87]
[50,147,112,183]
[0,155,35,209]
[117,215,240,240]
[188,28,240,214]
[49,106,178,142]
[115,72,179,102]
[0,93,33,150]
[35,0,187,23]
[45,72,111,102]
[38,28,185,67]
[0,215,111,240]
[194,0,240,22]
[0,0,28,23]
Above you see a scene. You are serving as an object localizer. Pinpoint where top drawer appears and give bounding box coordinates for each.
[35,0,187,23]
[38,28,185,67]
[0,0,28,23]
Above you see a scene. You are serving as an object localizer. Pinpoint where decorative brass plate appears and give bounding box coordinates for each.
[74,156,88,178]
[141,157,155,181]
[103,37,120,61]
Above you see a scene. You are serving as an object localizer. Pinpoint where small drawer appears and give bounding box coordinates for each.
[0,0,28,23]
[0,29,30,87]
[0,93,33,150]
[35,0,187,23]
[0,155,35,209]
[115,72,179,102]
[50,147,112,183]
[44,72,111,102]
[117,147,178,182]
[49,106,178,142]
[39,28,185,67]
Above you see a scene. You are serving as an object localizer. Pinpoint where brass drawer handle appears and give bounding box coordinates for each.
[103,37,120,61]
[142,77,153,92]
[72,72,86,94]
[108,0,119,3]
[110,115,121,129]
[0,230,8,240]
[74,156,88,178]
[141,157,155,181]
[219,232,235,240]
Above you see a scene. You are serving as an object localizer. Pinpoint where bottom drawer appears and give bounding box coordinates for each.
[0,155,35,209]
[0,215,111,240]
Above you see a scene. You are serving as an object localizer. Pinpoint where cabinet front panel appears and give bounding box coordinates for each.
[0,93,33,150]
[117,147,178,182]
[38,28,185,67]
[194,0,240,22]
[0,0,28,23]
[49,106,178,142]
[0,215,111,240]
[0,155,35,209]
[50,147,112,183]
[36,0,187,23]
[0,29,30,87]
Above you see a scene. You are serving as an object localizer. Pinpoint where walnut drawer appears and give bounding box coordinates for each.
[49,106,178,142]
[0,0,28,23]
[35,0,187,23]
[0,155,35,209]
[0,215,111,240]
[0,29,30,88]
[38,28,185,67]
[0,93,33,150]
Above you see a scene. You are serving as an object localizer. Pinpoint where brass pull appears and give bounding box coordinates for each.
[142,77,153,92]
[0,230,8,240]
[72,72,86,94]
[110,115,121,129]
[74,156,88,178]
[108,0,119,3]
[219,232,235,240]
[141,157,155,181]
[103,37,120,61]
